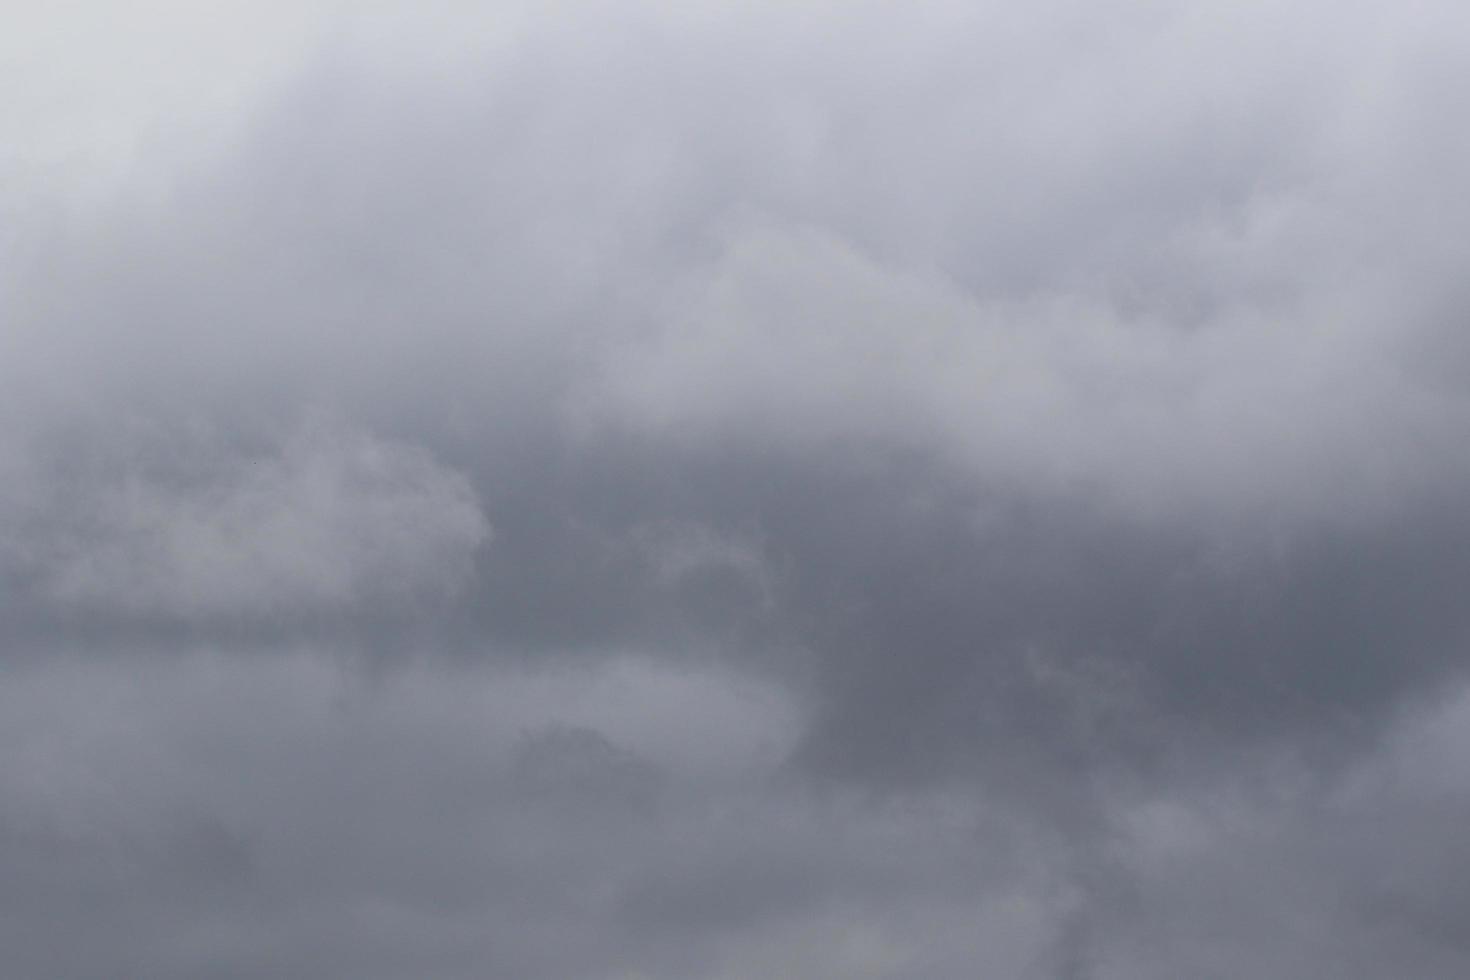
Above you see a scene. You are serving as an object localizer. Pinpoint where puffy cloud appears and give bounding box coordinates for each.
[13,417,489,621]
[586,217,1469,522]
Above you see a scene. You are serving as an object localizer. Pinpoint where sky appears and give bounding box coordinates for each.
[5,1,1470,977]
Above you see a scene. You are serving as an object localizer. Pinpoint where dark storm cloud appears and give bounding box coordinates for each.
[7,0,1470,976]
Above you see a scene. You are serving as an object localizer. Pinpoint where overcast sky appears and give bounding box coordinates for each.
[6,2,1470,977]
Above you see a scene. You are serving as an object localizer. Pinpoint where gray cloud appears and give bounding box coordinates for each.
[5,415,488,622]
[7,0,1470,976]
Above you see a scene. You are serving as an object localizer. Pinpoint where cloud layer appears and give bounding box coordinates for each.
[7,1,1470,977]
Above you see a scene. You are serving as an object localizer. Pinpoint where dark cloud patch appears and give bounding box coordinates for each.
[783,477,1470,792]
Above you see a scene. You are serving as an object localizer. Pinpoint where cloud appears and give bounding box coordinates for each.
[582,163,1467,528]
[0,650,1043,980]
[4,649,1470,979]
[3,416,488,622]
[7,0,1470,976]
